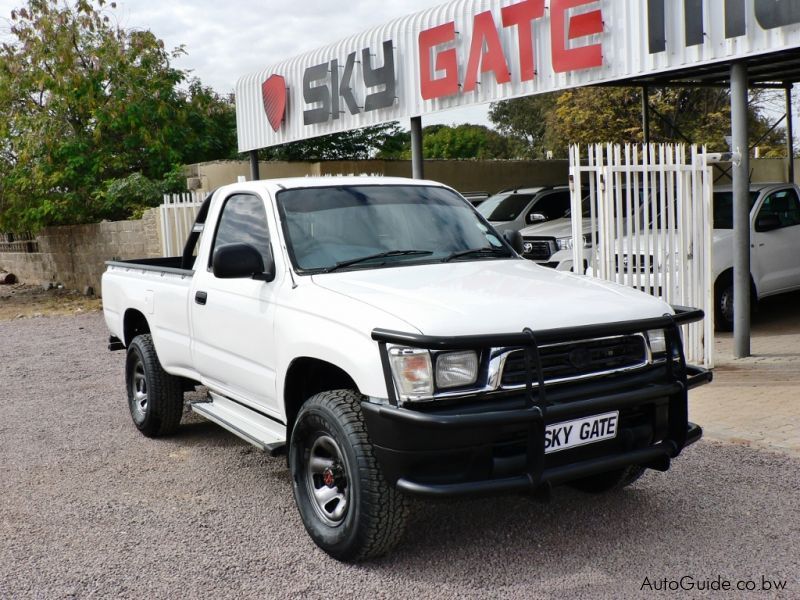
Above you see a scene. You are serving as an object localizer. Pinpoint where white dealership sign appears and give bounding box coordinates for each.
[236,0,800,152]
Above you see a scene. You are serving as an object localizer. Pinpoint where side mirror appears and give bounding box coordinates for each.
[528,212,547,224]
[502,229,524,254]
[755,213,781,232]
[212,243,275,282]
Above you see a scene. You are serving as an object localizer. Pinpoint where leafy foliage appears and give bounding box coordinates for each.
[491,87,787,158]
[259,123,407,161]
[373,123,525,160]
[488,94,558,158]
[92,173,163,221]
[0,0,237,231]
[420,124,525,159]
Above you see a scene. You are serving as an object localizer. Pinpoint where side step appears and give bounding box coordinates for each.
[191,392,286,456]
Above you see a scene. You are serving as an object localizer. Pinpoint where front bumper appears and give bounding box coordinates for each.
[367,307,711,497]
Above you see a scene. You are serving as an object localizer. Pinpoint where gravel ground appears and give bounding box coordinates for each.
[1,312,798,599]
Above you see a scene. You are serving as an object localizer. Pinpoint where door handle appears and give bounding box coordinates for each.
[195,291,208,305]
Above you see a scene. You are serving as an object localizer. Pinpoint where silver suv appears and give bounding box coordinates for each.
[476,186,572,232]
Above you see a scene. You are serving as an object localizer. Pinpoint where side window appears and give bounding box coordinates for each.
[758,189,800,229]
[530,192,571,220]
[210,194,272,269]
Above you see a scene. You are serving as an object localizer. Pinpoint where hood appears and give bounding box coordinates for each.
[518,218,590,238]
[311,259,672,337]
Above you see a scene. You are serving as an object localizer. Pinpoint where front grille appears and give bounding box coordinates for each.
[522,237,556,261]
[500,335,647,387]
[616,254,654,273]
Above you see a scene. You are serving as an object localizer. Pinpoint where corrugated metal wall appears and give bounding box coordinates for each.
[236,0,800,151]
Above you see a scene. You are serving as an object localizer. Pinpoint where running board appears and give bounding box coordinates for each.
[191,392,286,454]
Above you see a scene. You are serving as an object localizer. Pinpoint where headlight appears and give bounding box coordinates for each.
[388,346,432,399]
[646,329,667,356]
[435,351,479,389]
[556,235,593,251]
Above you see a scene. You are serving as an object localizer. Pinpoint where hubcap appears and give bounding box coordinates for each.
[131,359,148,422]
[305,435,349,525]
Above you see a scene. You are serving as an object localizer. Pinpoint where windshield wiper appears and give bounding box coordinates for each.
[441,247,512,263]
[325,250,433,273]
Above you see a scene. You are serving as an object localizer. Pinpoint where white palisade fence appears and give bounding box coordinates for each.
[568,144,714,367]
[160,192,205,257]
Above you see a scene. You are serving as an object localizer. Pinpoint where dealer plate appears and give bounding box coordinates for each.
[544,411,619,454]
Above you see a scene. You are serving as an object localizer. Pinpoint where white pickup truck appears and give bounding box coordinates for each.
[102,177,710,561]
[711,183,800,330]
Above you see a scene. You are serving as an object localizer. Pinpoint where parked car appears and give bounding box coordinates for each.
[102,177,710,561]
[518,190,637,272]
[588,183,800,331]
[711,183,800,330]
[476,186,573,232]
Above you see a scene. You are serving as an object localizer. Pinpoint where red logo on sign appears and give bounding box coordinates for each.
[261,75,287,132]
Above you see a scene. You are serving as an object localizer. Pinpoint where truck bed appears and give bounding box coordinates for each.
[105,256,193,276]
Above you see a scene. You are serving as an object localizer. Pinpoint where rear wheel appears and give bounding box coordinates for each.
[568,465,645,494]
[125,334,184,437]
[289,390,409,561]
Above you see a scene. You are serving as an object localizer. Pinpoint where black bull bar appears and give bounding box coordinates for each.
[367,306,711,497]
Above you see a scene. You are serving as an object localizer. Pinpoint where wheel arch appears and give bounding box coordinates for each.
[284,357,359,432]
[714,268,758,300]
[123,309,151,347]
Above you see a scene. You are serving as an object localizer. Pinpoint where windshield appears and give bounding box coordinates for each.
[477,192,537,221]
[277,185,511,273]
[712,191,760,229]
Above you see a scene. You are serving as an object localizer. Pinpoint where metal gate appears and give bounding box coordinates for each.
[568,144,714,367]
[159,192,205,257]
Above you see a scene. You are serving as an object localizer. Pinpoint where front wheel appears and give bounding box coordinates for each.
[289,390,409,561]
[715,280,735,332]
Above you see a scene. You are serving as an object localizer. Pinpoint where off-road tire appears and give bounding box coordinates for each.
[125,334,184,437]
[568,465,645,494]
[289,389,409,561]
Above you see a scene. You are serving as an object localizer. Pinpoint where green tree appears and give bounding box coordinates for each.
[421,124,524,159]
[489,93,559,158]
[491,87,786,158]
[259,122,407,161]
[0,0,236,231]
[374,123,525,160]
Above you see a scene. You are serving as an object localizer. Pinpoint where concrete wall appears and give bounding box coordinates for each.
[189,159,571,194]
[710,158,796,185]
[0,208,161,294]
[184,160,318,191]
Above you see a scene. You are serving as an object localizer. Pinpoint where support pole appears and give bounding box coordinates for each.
[249,150,260,181]
[410,116,424,179]
[786,84,795,183]
[642,86,651,144]
[730,63,750,358]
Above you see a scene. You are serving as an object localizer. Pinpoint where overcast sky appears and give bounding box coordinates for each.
[0,0,491,127]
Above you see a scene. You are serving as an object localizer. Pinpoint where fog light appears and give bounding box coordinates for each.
[435,351,479,389]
